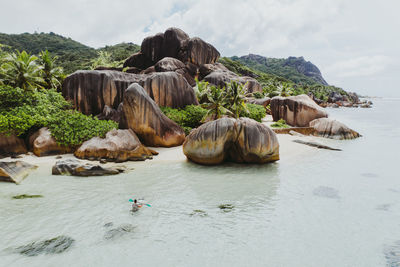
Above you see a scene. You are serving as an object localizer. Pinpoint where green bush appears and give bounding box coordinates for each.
[161,105,207,135]
[0,86,117,145]
[270,119,290,128]
[48,110,117,146]
[240,103,266,122]
[252,92,264,99]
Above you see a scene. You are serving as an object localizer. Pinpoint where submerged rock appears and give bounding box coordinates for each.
[292,139,342,151]
[52,159,120,176]
[218,204,235,212]
[270,94,328,127]
[12,194,43,199]
[14,236,74,256]
[0,133,27,157]
[122,83,185,147]
[310,118,361,140]
[0,161,38,184]
[313,186,340,199]
[29,127,71,156]
[183,117,279,165]
[104,224,135,240]
[74,129,157,162]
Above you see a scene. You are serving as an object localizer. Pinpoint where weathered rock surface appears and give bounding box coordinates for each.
[123,52,154,70]
[0,161,38,184]
[246,97,271,107]
[310,118,361,140]
[96,104,123,123]
[0,134,27,157]
[13,236,75,256]
[178,37,220,65]
[183,117,279,165]
[122,83,185,147]
[203,70,262,93]
[270,95,328,127]
[154,57,186,72]
[52,159,120,176]
[62,70,145,115]
[142,72,198,108]
[74,129,158,162]
[29,128,71,157]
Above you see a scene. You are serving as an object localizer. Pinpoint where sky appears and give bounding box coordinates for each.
[1,0,399,97]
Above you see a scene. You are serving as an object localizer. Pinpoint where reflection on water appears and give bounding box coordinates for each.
[0,98,400,267]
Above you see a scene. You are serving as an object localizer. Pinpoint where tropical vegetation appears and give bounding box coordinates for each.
[0,46,117,146]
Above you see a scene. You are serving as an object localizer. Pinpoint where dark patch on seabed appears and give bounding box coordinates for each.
[12,236,75,256]
[361,172,379,178]
[376,203,392,211]
[104,223,135,240]
[384,240,400,267]
[312,186,340,199]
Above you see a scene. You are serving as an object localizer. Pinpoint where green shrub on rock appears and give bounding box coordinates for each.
[270,119,290,128]
[161,105,207,135]
[241,103,266,122]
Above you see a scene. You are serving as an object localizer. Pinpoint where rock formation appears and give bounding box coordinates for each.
[0,134,27,157]
[74,129,158,162]
[183,117,279,165]
[52,159,121,176]
[141,72,198,108]
[246,97,271,107]
[270,95,328,127]
[310,118,361,140]
[29,128,71,156]
[0,161,38,184]
[122,83,185,147]
[62,70,145,115]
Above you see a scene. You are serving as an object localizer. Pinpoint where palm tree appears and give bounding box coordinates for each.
[225,81,249,119]
[39,50,65,89]
[201,85,232,121]
[194,79,209,103]
[1,50,44,90]
[91,51,120,69]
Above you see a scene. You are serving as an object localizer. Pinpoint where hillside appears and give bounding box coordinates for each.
[0,32,140,73]
[231,54,328,86]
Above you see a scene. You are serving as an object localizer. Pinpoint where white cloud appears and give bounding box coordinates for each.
[326,56,391,78]
[0,0,399,96]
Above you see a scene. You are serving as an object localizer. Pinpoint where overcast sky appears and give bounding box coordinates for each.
[1,0,399,97]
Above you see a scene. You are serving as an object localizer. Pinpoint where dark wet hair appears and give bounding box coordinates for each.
[134,199,137,203]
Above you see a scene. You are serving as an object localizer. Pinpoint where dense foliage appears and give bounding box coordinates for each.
[0,86,117,145]
[0,32,140,73]
[161,105,207,135]
[241,104,266,122]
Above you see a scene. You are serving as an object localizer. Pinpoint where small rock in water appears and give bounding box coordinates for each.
[219,204,235,212]
[12,194,43,199]
[313,186,340,199]
[190,209,208,217]
[103,222,114,228]
[99,158,107,164]
[293,139,342,151]
[55,155,62,159]
[104,224,135,240]
[52,159,120,177]
[384,241,400,267]
[13,235,74,256]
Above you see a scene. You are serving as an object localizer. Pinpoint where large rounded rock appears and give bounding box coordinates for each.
[178,37,220,66]
[52,159,120,176]
[74,129,158,162]
[183,117,279,165]
[122,83,185,147]
[123,52,153,70]
[203,71,262,93]
[0,134,27,157]
[62,70,146,115]
[29,128,71,157]
[246,97,271,107]
[163,27,190,58]
[154,57,185,72]
[310,118,361,140]
[270,95,328,127]
[141,32,165,63]
[142,72,198,108]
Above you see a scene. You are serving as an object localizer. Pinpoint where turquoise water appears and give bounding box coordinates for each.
[0,98,399,267]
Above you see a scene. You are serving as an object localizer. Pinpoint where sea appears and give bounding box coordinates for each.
[0,98,399,267]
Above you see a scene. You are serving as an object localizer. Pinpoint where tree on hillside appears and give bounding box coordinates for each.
[1,50,44,90]
[39,50,65,89]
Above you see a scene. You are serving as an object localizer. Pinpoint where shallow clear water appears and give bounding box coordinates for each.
[1,98,399,267]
